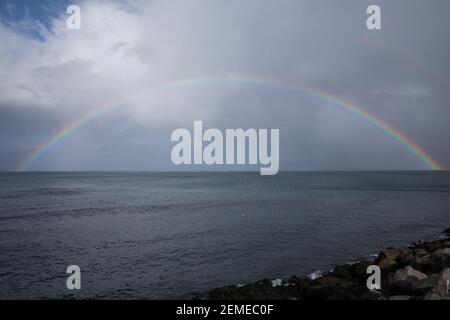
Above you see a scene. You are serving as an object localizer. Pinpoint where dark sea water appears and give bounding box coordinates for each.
[1,171,450,299]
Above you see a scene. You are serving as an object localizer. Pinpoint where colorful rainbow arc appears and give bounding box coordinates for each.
[15,75,445,171]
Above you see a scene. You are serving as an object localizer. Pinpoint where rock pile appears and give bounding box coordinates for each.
[207,229,450,300]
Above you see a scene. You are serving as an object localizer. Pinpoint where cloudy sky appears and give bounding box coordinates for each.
[0,0,449,171]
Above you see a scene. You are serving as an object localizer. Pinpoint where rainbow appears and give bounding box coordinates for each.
[15,74,445,171]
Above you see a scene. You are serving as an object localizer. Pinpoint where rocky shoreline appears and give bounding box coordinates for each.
[206,228,450,300]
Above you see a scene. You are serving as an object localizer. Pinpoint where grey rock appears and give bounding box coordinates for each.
[393,266,427,282]
[430,248,450,260]
[389,266,429,295]
[376,248,412,263]
[411,247,450,274]
[413,248,428,257]
[424,268,450,300]
[349,260,372,280]
[414,274,439,294]
[413,241,445,254]
[424,292,446,300]
[378,258,397,271]
[206,230,450,300]
[389,295,412,300]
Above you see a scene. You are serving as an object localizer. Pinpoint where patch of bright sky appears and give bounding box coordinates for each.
[0,0,71,40]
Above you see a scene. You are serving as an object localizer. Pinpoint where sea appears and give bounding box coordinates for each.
[0,171,449,299]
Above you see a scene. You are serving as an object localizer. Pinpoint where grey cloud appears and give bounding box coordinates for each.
[0,0,449,171]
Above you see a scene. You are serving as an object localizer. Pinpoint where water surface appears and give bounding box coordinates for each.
[1,171,449,299]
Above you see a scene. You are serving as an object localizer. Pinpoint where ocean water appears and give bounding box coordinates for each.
[0,171,450,299]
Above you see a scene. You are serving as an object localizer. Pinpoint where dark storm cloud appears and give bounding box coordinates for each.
[0,0,449,171]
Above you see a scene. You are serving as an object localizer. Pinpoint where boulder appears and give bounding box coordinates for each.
[378,258,397,271]
[389,295,412,300]
[390,271,438,296]
[287,276,312,296]
[410,254,431,274]
[413,274,439,295]
[376,247,412,263]
[412,241,445,254]
[331,264,353,281]
[393,266,427,282]
[349,260,373,280]
[413,248,428,257]
[389,266,428,295]
[314,276,346,287]
[208,278,286,300]
[424,268,450,300]
[396,253,415,267]
[412,248,450,274]
[430,247,450,260]
[389,295,423,300]
[422,242,445,253]
[303,276,369,300]
[424,292,446,300]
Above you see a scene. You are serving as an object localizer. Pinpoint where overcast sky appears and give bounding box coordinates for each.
[0,0,449,171]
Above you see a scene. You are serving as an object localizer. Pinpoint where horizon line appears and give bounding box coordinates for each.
[2,169,449,173]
